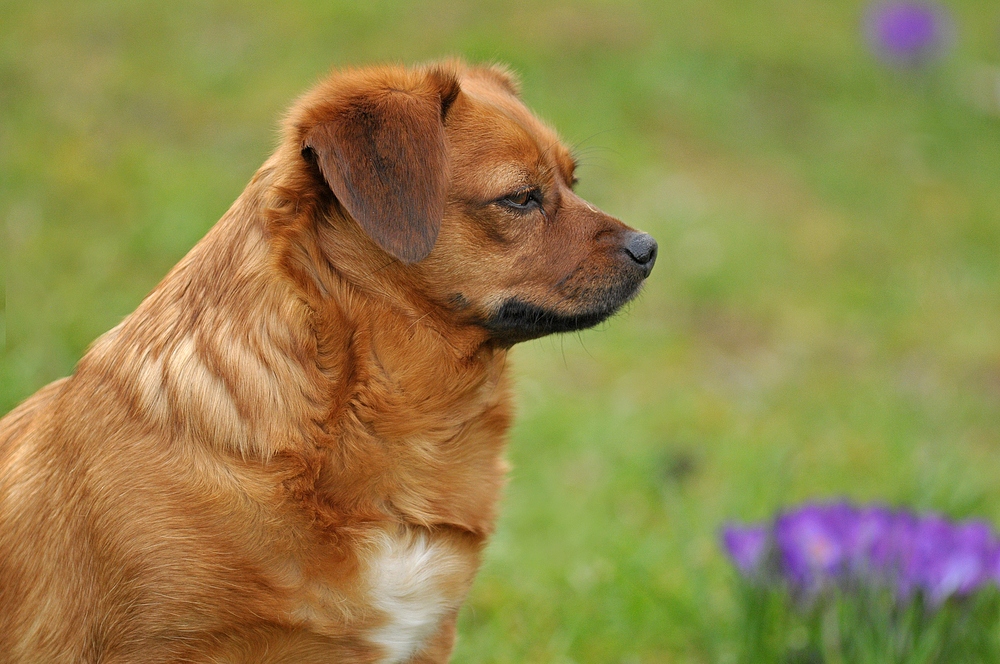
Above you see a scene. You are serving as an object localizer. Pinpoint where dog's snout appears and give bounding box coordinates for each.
[624,232,658,276]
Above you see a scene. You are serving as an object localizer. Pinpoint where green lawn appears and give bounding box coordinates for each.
[3,1,1000,661]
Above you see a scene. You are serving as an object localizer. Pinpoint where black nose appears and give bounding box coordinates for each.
[624,231,658,276]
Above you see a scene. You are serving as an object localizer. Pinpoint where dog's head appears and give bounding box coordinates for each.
[289,61,656,345]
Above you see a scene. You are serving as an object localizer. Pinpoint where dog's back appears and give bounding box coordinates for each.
[0,206,294,661]
[0,379,84,658]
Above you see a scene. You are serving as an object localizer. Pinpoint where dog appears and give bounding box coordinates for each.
[0,60,657,663]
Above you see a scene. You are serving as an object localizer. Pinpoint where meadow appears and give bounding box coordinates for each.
[3,1,1000,661]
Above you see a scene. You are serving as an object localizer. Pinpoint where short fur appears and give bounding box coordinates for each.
[0,60,655,663]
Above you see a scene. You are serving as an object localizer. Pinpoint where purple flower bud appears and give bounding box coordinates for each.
[722,523,769,577]
[775,503,855,589]
[915,519,998,603]
[876,510,919,585]
[944,521,997,593]
[844,504,896,576]
[864,2,952,67]
[899,514,953,600]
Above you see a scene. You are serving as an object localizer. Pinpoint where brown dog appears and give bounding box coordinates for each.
[0,61,656,663]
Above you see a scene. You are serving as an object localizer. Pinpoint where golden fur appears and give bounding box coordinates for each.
[0,61,655,663]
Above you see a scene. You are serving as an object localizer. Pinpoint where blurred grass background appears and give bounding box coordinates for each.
[3,0,1000,661]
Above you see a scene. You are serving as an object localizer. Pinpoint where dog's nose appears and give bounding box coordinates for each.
[624,231,658,277]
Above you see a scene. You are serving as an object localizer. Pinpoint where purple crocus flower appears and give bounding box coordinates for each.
[844,504,897,576]
[721,502,1000,605]
[907,518,999,604]
[939,521,998,596]
[722,524,769,577]
[864,2,952,67]
[865,509,920,588]
[775,503,855,589]
[900,514,954,600]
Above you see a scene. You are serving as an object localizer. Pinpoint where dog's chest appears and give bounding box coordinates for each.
[364,527,475,663]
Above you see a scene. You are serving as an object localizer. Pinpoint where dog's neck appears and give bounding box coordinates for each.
[264,160,513,533]
[81,157,512,533]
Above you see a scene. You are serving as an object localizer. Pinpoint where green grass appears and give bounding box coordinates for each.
[4,1,1000,661]
[733,583,1000,664]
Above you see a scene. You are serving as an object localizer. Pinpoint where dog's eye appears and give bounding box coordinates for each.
[499,189,542,211]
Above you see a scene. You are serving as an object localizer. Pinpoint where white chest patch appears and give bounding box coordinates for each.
[366,528,462,664]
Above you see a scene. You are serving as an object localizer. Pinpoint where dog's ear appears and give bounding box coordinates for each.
[303,68,461,264]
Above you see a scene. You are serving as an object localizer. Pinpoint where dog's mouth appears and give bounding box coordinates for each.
[481,277,646,345]
[473,230,657,346]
